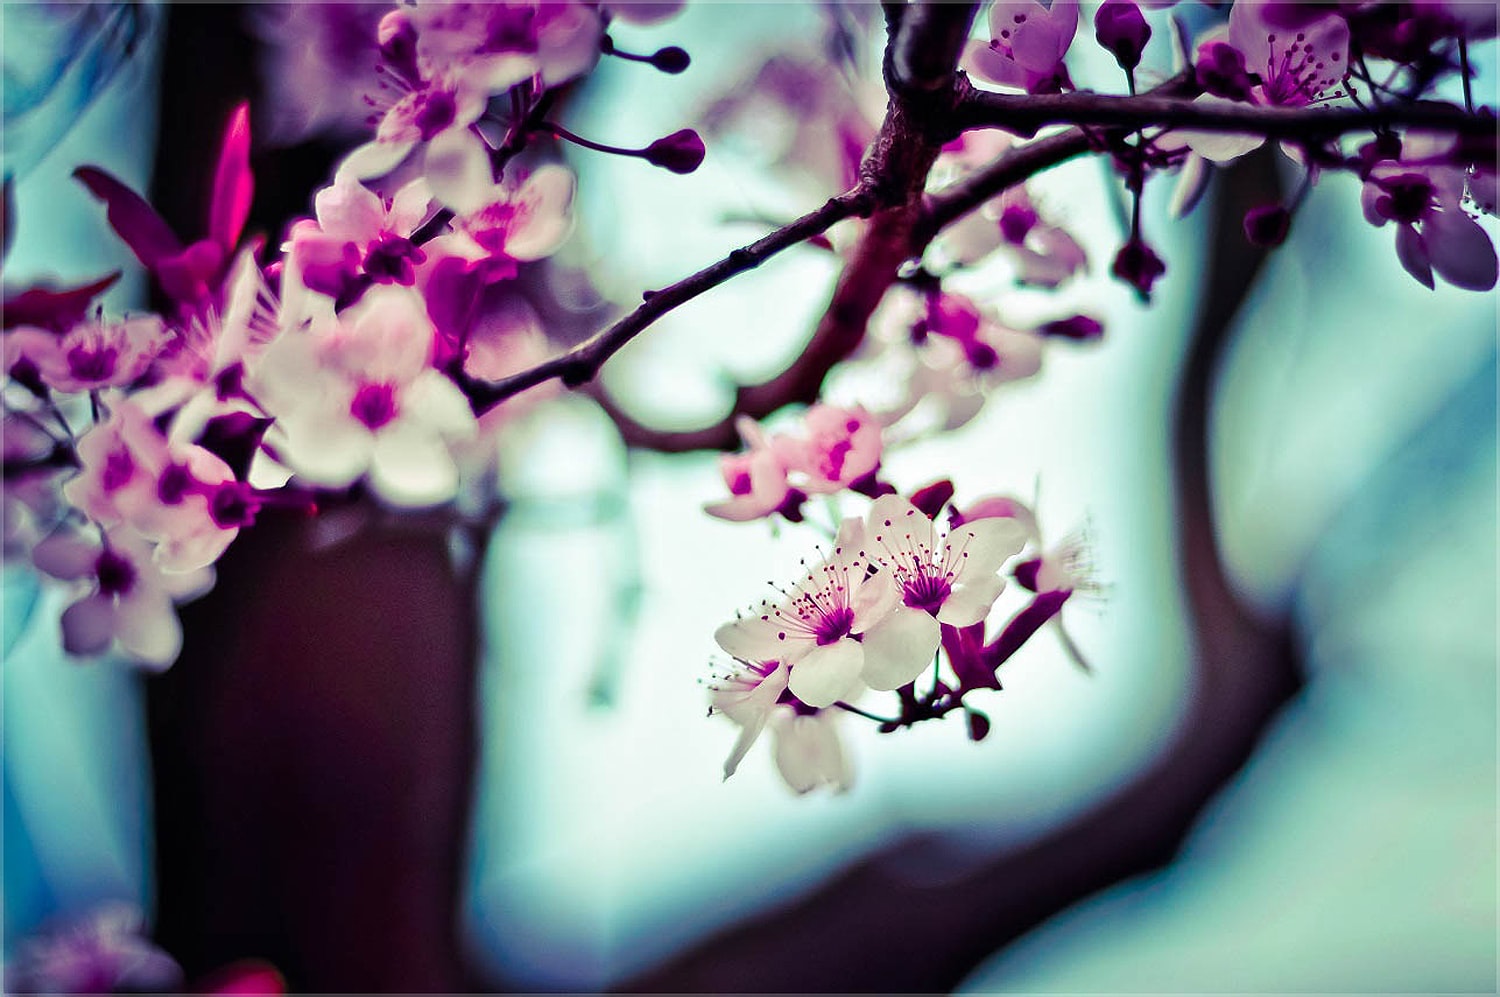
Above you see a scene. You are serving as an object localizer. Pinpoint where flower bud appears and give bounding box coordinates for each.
[1195,41,1252,102]
[1038,314,1104,341]
[650,46,691,74]
[1242,204,1291,247]
[643,129,706,174]
[1111,236,1167,301]
[1095,0,1152,72]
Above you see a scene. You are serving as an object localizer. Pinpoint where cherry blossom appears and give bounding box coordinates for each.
[3,315,166,394]
[420,163,576,280]
[408,1,603,94]
[252,285,477,506]
[964,0,1079,95]
[707,657,789,779]
[704,416,802,523]
[858,494,1027,691]
[62,398,245,572]
[283,176,434,307]
[789,404,883,496]
[1361,147,1498,291]
[715,518,897,708]
[4,903,182,995]
[32,526,212,668]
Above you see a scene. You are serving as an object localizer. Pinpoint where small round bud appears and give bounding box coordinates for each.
[650,46,691,74]
[643,128,706,174]
[1095,0,1151,72]
[1242,204,1291,247]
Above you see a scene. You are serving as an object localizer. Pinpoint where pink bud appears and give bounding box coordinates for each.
[1095,0,1151,72]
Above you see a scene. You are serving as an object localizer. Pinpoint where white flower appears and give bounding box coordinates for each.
[858,495,1027,690]
[708,658,789,779]
[253,285,477,507]
[714,518,897,708]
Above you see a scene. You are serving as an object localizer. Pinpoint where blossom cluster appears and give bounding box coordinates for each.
[4,0,692,668]
[4,0,1495,799]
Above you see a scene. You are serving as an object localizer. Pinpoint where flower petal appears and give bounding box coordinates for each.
[369,421,459,507]
[715,614,795,664]
[859,606,940,690]
[787,638,865,708]
[938,571,1007,627]
[424,130,494,216]
[115,591,182,669]
[949,516,1028,583]
[771,712,852,794]
[1427,206,1498,291]
[61,594,117,656]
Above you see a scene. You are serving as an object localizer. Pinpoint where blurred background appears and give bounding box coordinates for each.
[3,2,1495,992]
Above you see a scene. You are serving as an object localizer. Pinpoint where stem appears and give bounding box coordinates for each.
[542,122,641,158]
[834,701,899,725]
[1460,38,1474,114]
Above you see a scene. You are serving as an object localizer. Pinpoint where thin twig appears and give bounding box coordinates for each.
[953,88,1493,140]
[459,189,874,415]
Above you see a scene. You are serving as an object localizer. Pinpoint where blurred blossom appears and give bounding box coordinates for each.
[5,902,182,995]
[250,3,389,145]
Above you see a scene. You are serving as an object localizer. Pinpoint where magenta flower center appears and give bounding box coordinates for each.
[95,550,136,597]
[350,382,399,430]
[66,343,118,384]
[902,571,952,615]
[102,448,135,491]
[812,605,855,645]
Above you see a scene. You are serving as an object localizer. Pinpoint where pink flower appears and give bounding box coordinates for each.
[61,398,245,572]
[252,285,477,505]
[1228,0,1350,109]
[1361,153,1498,291]
[284,176,433,306]
[421,163,576,279]
[715,518,898,708]
[3,315,166,394]
[409,0,603,93]
[33,526,212,668]
[5,903,182,994]
[705,417,801,523]
[790,404,882,496]
[964,0,1079,94]
[857,494,1027,691]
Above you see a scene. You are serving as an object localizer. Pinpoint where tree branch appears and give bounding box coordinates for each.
[458,189,873,416]
[953,89,1495,141]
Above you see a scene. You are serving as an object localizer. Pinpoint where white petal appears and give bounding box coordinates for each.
[425,129,495,216]
[314,177,385,243]
[859,606,940,690]
[60,594,116,656]
[337,138,417,183]
[938,572,1007,627]
[787,638,865,708]
[280,413,371,488]
[866,494,934,555]
[851,570,899,633]
[369,422,459,507]
[507,165,576,261]
[115,591,182,669]
[771,712,851,794]
[715,614,796,664]
[949,516,1028,583]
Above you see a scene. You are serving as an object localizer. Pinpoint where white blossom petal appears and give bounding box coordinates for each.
[114,591,182,669]
[60,594,116,656]
[787,638,865,708]
[424,129,495,216]
[770,712,852,794]
[369,422,459,507]
[715,615,792,664]
[859,606,940,690]
[938,571,1008,627]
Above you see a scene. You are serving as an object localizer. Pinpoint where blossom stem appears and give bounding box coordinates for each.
[541,122,646,160]
[1460,39,1474,114]
[834,701,898,725]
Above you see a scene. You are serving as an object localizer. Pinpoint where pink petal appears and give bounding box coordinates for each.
[1395,223,1435,289]
[424,130,494,216]
[61,593,117,656]
[1426,206,1498,291]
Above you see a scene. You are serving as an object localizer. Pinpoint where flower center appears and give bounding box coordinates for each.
[812,605,854,645]
[902,571,952,615]
[95,550,136,597]
[350,382,399,430]
[66,343,118,384]
[414,90,457,140]
[364,234,425,284]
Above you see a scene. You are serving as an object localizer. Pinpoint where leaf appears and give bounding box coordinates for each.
[209,103,254,250]
[74,166,182,268]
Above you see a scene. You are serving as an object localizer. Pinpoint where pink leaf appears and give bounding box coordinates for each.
[209,103,254,251]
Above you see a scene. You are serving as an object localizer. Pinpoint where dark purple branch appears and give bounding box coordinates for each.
[954,88,1494,141]
[457,189,874,415]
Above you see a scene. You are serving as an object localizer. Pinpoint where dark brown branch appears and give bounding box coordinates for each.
[954,89,1495,141]
[459,189,873,415]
